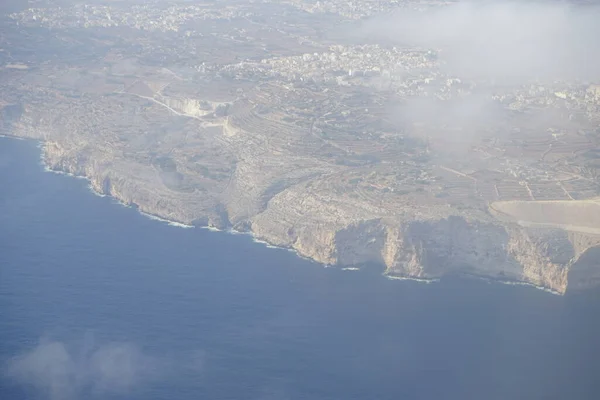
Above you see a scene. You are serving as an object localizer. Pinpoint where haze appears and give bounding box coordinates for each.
[358,1,600,83]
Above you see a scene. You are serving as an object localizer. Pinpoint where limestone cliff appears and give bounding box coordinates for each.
[249,189,599,294]
[4,70,600,295]
[6,109,598,295]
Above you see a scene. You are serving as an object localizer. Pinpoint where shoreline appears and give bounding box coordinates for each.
[0,134,565,293]
[460,273,561,296]
[385,275,441,284]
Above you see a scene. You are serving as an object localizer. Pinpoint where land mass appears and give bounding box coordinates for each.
[2,0,600,294]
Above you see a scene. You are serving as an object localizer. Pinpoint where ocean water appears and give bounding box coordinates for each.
[1,137,600,400]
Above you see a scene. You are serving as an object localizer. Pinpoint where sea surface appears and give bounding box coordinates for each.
[1,136,600,400]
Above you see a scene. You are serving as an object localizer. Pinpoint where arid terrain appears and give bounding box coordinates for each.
[2,0,600,293]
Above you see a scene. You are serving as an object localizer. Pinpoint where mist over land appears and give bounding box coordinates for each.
[1,0,600,292]
[359,1,600,83]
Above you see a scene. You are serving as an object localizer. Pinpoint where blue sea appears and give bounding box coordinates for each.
[1,136,600,400]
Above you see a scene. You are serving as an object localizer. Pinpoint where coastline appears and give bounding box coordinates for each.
[0,134,569,293]
[461,273,562,296]
[4,133,329,262]
[385,275,441,284]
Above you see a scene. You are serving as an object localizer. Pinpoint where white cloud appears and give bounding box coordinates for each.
[360,1,600,83]
[4,336,205,400]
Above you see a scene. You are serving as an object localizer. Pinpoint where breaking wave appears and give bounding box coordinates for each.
[463,274,560,295]
[139,211,194,229]
[0,133,24,140]
[87,183,107,197]
[385,275,440,284]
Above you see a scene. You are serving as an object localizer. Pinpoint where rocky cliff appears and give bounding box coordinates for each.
[3,62,600,295]
[29,128,598,295]
[249,187,600,294]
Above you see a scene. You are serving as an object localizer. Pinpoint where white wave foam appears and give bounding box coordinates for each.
[202,225,222,232]
[465,274,560,295]
[43,165,86,180]
[226,228,251,236]
[167,221,194,229]
[87,183,107,197]
[248,236,291,251]
[252,238,269,245]
[139,211,193,228]
[501,280,559,294]
[385,275,440,284]
[139,212,168,223]
[0,134,24,140]
[341,267,360,271]
[112,199,133,208]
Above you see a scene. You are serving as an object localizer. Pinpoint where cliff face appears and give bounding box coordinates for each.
[250,204,591,294]
[20,128,598,295]
[39,140,226,227]
[244,180,600,293]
